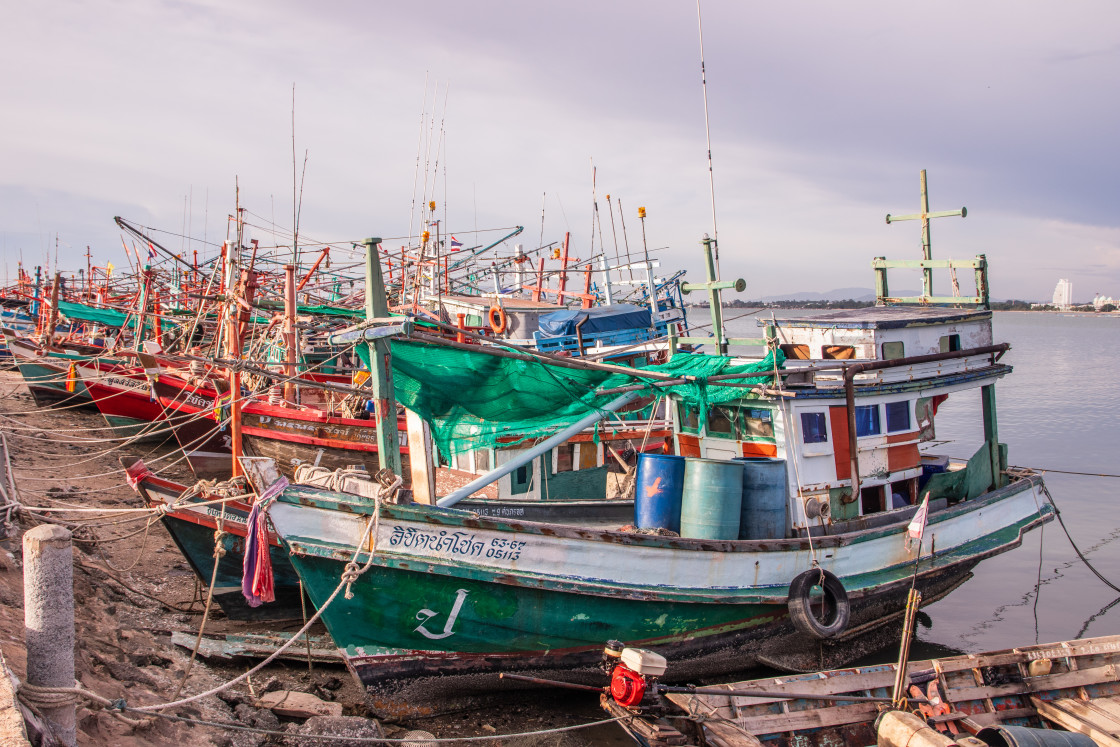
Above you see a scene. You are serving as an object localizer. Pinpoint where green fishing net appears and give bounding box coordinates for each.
[357,340,783,456]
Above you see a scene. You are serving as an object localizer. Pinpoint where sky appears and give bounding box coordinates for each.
[2,1,1119,302]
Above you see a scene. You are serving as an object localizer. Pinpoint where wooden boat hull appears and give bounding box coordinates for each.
[76,362,173,441]
[4,333,97,409]
[269,475,1052,697]
[238,403,408,477]
[611,633,1120,746]
[128,468,307,621]
[148,374,234,479]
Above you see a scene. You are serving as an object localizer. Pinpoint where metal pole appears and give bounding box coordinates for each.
[23,525,76,747]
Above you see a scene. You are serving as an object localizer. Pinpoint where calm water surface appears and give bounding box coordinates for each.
[708,308,1120,653]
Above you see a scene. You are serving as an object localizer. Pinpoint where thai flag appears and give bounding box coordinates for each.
[450,236,462,251]
[905,494,929,554]
[147,242,157,261]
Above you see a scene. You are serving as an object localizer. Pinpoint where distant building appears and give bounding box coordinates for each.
[1092,293,1116,310]
[1052,278,1073,310]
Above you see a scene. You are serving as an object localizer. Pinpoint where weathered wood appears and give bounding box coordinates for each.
[406,409,435,504]
[733,702,882,734]
[933,636,1120,674]
[255,690,343,719]
[944,664,1119,702]
[1032,696,1120,746]
[170,631,342,663]
[703,719,764,747]
[966,707,1035,726]
[668,668,901,716]
[601,697,689,746]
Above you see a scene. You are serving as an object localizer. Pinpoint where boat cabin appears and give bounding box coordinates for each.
[673,305,1008,537]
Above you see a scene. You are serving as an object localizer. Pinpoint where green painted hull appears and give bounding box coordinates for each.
[13,358,93,407]
[276,479,1052,690]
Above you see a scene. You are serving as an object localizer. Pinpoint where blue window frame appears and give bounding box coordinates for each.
[801,412,828,444]
[885,401,911,433]
[855,405,881,437]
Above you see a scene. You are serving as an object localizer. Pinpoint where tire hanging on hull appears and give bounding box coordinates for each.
[787,568,850,639]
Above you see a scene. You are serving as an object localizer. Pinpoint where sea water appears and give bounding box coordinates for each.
[708,308,1120,652]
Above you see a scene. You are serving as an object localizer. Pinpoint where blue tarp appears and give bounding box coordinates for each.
[537,303,652,339]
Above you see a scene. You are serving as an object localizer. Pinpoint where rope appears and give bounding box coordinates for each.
[170,517,226,700]
[112,706,623,742]
[18,681,152,729]
[1039,481,1120,594]
[131,475,397,712]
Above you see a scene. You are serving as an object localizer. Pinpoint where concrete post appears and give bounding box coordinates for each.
[23,525,75,746]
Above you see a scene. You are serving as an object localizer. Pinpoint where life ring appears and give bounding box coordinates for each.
[787,568,850,639]
[488,305,508,335]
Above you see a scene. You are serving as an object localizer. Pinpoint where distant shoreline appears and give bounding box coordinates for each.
[687,303,1119,314]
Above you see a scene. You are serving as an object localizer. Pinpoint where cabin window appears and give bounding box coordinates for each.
[890,478,915,508]
[554,444,574,473]
[475,449,491,472]
[678,404,700,434]
[861,485,885,514]
[510,463,532,495]
[801,412,828,444]
[742,408,774,439]
[822,345,857,360]
[780,343,812,360]
[882,341,905,360]
[706,406,737,439]
[885,401,911,433]
[939,334,961,353]
[855,405,881,437]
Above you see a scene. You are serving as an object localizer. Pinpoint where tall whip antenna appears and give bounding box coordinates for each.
[696,0,720,278]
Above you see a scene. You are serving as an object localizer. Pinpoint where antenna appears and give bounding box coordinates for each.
[696,0,720,278]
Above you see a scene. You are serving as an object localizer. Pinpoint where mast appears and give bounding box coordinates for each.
[283,264,299,404]
[363,238,402,476]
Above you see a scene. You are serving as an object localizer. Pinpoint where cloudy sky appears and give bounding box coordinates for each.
[3,1,1118,302]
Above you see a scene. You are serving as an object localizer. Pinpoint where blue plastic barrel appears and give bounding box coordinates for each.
[733,457,789,540]
[634,454,686,532]
[680,458,744,540]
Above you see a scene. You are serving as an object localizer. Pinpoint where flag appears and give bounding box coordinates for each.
[147,242,157,262]
[450,236,462,251]
[106,261,115,278]
[906,494,930,554]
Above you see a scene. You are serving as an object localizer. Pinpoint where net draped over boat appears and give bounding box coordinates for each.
[357,340,784,455]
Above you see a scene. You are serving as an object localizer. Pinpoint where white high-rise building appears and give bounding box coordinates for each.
[1052,278,1073,309]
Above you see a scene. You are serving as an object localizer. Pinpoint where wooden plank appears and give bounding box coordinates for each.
[255,690,343,719]
[406,409,435,504]
[679,667,900,712]
[1032,696,1120,746]
[933,636,1120,674]
[944,664,1119,702]
[170,631,342,663]
[703,719,764,747]
[603,699,689,746]
[966,707,1037,726]
[1088,696,1120,721]
[736,702,882,733]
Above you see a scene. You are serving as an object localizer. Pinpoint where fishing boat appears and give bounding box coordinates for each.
[599,634,1120,746]
[259,181,1056,703]
[122,459,307,621]
[3,329,101,409]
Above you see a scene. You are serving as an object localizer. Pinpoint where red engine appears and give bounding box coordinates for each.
[610,664,647,707]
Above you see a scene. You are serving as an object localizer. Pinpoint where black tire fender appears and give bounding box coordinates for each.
[787,568,850,639]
